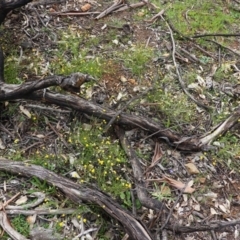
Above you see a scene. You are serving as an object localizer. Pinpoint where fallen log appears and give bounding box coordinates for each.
[0,158,153,240]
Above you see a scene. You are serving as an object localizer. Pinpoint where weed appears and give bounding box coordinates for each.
[10,215,29,238]
[4,57,22,84]
[68,120,132,201]
[151,183,173,201]
[118,44,154,76]
[50,30,105,78]
[165,1,239,35]
[146,86,197,129]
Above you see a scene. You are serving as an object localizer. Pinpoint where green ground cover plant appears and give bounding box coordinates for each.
[1,0,240,239]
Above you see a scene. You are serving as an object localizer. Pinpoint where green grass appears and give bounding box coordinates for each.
[4,55,22,84]
[165,1,239,35]
[118,44,154,77]
[68,120,132,199]
[1,1,240,238]
[50,30,106,77]
[1,215,30,239]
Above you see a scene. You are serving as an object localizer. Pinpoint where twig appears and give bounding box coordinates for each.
[6,208,76,216]
[199,107,240,145]
[95,0,125,20]
[145,9,165,23]
[165,218,240,233]
[49,11,100,16]
[115,126,164,211]
[159,181,190,231]
[160,15,212,111]
[25,104,71,113]
[28,0,66,7]
[0,193,21,210]
[206,39,240,58]
[0,47,4,82]
[72,228,98,240]
[191,33,240,38]
[191,42,215,59]
[6,192,45,210]
[115,1,147,12]
[104,88,152,132]
[178,46,201,63]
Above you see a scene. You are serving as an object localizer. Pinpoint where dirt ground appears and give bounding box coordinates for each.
[1,0,240,239]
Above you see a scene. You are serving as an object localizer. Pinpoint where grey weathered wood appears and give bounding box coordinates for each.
[0,0,33,24]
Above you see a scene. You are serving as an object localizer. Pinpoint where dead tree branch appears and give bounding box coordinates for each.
[0,158,153,240]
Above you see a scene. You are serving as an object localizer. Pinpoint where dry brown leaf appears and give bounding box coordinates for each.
[150,143,163,168]
[210,207,217,215]
[185,162,200,174]
[198,177,206,183]
[27,214,37,226]
[15,195,28,205]
[19,105,31,119]
[81,3,91,12]
[163,176,195,193]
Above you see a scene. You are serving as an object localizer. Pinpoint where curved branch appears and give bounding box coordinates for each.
[24,89,201,151]
[0,158,153,240]
[115,126,164,211]
[165,219,240,233]
[0,73,94,100]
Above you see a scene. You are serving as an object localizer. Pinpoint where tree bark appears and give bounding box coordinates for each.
[0,0,33,24]
[0,158,153,240]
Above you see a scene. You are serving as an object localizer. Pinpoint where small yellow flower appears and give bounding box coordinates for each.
[83,218,87,223]
[14,139,19,144]
[58,222,65,227]
[91,169,95,174]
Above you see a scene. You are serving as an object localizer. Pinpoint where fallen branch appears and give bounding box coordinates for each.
[115,126,164,211]
[165,219,240,234]
[0,158,153,240]
[95,0,125,19]
[160,15,212,111]
[200,107,240,145]
[0,211,29,240]
[1,76,239,151]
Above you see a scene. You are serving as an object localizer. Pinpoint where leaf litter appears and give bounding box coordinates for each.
[1,0,240,239]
